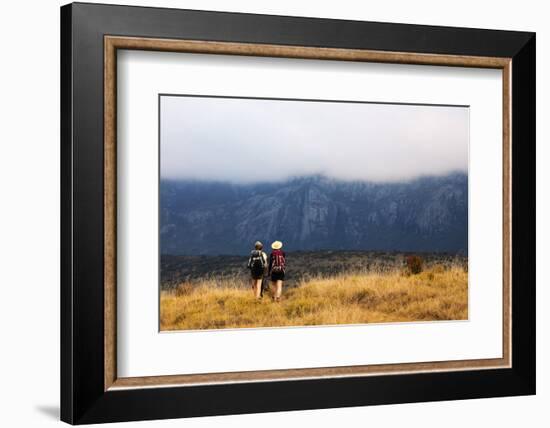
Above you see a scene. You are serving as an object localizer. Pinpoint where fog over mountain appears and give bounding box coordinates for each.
[160,96,468,255]
[160,96,468,183]
[160,173,468,256]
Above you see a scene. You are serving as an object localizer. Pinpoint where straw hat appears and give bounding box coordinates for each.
[271,241,283,250]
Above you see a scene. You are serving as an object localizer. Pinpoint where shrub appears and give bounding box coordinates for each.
[406,255,423,275]
[175,282,194,297]
[432,265,445,274]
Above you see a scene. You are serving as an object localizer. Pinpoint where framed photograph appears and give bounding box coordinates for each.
[61,2,535,424]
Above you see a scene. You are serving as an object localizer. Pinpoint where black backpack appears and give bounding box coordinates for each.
[249,250,265,276]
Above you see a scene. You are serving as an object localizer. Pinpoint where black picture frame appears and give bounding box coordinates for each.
[61,2,535,424]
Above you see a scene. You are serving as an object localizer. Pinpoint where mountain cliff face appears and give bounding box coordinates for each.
[160,174,468,255]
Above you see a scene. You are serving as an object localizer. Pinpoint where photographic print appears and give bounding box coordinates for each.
[159,95,469,331]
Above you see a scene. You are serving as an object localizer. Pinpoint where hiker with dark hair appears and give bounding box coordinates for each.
[247,241,267,300]
[269,241,286,302]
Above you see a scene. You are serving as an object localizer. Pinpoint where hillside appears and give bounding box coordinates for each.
[160,251,467,289]
[160,173,468,255]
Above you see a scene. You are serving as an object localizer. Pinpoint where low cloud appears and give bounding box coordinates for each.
[160,96,468,183]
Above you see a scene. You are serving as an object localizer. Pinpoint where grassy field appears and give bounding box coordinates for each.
[160,265,468,331]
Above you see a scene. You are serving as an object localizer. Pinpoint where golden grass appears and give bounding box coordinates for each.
[160,266,468,331]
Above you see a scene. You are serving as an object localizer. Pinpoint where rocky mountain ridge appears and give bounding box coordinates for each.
[160,173,468,255]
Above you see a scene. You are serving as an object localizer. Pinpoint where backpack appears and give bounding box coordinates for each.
[271,251,285,274]
[249,250,265,276]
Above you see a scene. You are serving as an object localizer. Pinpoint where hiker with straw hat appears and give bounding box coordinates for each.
[268,241,286,302]
[247,241,268,300]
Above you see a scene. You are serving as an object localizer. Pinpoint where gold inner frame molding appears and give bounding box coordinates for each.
[104,35,512,391]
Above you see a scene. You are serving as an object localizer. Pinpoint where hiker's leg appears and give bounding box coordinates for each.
[270,281,276,298]
[275,280,283,300]
[254,279,262,299]
[260,277,265,297]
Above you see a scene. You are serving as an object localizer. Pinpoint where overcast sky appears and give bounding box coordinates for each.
[160,95,468,183]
